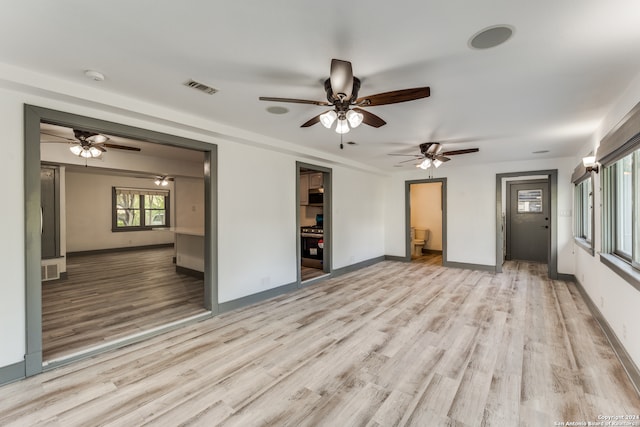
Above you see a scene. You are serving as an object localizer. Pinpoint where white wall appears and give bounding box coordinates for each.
[0,89,27,368]
[332,167,386,269]
[410,182,442,251]
[174,177,204,229]
[65,171,176,252]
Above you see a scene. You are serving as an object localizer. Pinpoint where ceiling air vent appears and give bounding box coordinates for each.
[183,79,218,95]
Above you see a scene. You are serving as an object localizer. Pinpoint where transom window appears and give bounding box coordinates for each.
[112,187,170,231]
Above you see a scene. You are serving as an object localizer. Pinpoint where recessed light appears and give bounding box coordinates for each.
[532,150,549,154]
[266,106,289,115]
[469,25,514,49]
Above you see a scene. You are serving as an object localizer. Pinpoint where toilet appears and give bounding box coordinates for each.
[411,228,429,257]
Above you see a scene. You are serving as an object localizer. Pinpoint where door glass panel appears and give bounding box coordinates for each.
[517,189,543,213]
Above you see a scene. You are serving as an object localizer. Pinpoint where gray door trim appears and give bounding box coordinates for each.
[495,169,558,278]
[405,178,447,263]
[24,105,218,376]
[296,162,332,285]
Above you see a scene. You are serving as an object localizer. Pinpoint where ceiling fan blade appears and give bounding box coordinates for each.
[330,59,354,100]
[442,148,480,156]
[434,155,451,162]
[301,114,322,128]
[388,153,423,157]
[398,157,423,164]
[356,87,430,107]
[352,107,386,128]
[93,144,107,152]
[259,96,329,106]
[102,143,141,151]
[40,131,75,142]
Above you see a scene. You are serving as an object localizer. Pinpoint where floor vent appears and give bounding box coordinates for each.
[183,79,218,95]
[41,263,60,281]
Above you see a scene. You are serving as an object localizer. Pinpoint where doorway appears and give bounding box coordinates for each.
[495,170,558,278]
[406,178,446,263]
[506,179,550,262]
[297,162,331,284]
[24,105,218,376]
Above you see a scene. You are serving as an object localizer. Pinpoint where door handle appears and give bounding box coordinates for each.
[542,225,549,229]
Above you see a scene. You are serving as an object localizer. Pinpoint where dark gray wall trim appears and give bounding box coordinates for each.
[23,104,218,376]
[557,273,576,282]
[442,261,496,272]
[385,255,410,262]
[0,361,25,386]
[218,282,299,314]
[67,243,174,257]
[574,277,640,397]
[332,256,385,277]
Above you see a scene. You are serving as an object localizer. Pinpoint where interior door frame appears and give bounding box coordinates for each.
[296,162,332,285]
[495,169,558,278]
[405,178,447,262]
[24,105,218,376]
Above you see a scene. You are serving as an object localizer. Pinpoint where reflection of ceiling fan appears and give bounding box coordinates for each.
[259,59,430,135]
[390,142,479,169]
[41,129,141,158]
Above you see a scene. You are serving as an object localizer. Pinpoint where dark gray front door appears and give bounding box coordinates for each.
[507,180,549,262]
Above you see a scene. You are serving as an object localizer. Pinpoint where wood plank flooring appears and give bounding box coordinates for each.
[4,257,638,426]
[42,247,206,361]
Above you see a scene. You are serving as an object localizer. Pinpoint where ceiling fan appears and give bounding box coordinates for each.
[41,128,141,158]
[259,59,430,136]
[390,142,479,169]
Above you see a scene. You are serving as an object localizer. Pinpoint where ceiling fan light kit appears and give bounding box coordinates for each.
[154,177,169,186]
[69,144,103,158]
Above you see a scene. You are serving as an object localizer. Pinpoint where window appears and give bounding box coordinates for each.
[602,151,639,268]
[597,102,640,289]
[517,189,543,213]
[112,187,170,231]
[574,177,593,244]
[614,154,633,259]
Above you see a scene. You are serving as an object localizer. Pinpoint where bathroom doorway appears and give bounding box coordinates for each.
[406,178,446,264]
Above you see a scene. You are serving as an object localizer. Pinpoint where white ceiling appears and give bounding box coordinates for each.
[4,1,640,171]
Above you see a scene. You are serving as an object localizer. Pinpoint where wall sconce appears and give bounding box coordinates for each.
[582,155,599,173]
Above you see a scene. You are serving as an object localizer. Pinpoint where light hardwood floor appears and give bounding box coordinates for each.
[42,247,206,361]
[4,258,639,426]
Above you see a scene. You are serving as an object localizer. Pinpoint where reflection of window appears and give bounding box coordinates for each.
[517,189,543,213]
[112,187,170,231]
